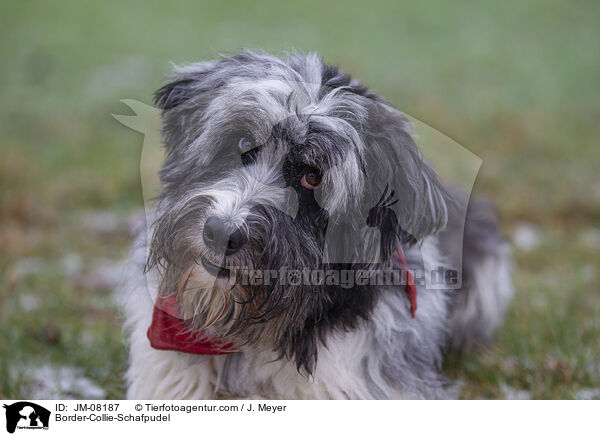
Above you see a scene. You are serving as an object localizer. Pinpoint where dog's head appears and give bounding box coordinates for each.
[147,50,448,373]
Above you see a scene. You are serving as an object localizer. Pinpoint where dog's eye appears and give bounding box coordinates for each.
[300,171,322,190]
[237,136,255,154]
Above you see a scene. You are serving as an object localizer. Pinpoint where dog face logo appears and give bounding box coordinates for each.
[2,402,50,434]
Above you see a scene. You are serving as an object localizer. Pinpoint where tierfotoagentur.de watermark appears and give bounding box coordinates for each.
[232,266,459,289]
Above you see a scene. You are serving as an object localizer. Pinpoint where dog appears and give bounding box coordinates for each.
[120,50,513,399]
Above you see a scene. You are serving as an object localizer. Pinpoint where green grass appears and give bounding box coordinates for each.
[1,0,599,399]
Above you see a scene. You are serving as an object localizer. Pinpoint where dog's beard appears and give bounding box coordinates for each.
[177,263,239,332]
[149,197,330,355]
[150,205,399,377]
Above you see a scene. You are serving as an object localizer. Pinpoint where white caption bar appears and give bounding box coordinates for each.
[0,400,596,435]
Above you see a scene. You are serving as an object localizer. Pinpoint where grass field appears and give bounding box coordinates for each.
[1,0,599,399]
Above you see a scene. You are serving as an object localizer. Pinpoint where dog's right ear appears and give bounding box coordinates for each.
[154,78,197,110]
[153,61,220,110]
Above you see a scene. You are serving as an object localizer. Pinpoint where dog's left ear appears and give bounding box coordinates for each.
[364,102,449,243]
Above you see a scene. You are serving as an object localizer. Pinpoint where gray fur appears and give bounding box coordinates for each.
[120,50,513,399]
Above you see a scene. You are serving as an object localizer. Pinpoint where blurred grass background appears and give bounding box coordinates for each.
[1,0,599,399]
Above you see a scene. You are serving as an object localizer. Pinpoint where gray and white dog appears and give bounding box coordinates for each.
[121,50,513,399]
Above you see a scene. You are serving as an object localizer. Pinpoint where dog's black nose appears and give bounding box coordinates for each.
[203,216,246,255]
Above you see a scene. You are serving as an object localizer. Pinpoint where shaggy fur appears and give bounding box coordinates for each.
[119,50,513,399]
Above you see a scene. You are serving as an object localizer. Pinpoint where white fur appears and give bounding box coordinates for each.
[450,242,514,344]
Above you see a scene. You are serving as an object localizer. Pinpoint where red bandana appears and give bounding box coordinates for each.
[147,248,418,354]
[147,295,236,355]
[394,247,418,318]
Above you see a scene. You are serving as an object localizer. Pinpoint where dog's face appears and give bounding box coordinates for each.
[147,51,448,373]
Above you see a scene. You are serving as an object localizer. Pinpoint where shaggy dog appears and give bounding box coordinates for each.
[120,50,513,399]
